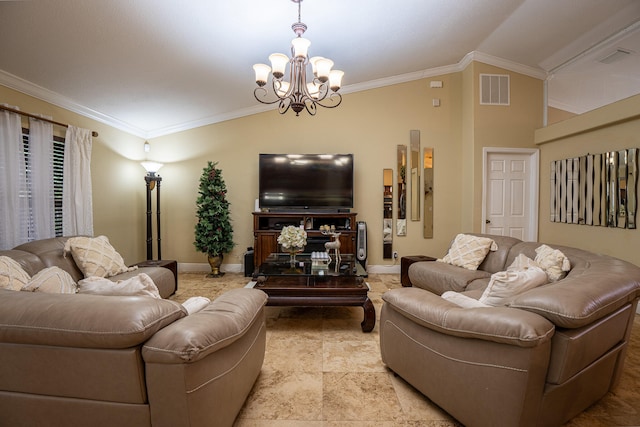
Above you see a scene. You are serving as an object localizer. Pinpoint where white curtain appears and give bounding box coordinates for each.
[29,117,55,240]
[63,125,94,236]
[0,108,28,249]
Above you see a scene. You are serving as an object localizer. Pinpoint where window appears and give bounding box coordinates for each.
[21,128,64,238]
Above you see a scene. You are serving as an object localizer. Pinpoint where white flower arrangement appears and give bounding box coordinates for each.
[278,225,307,251]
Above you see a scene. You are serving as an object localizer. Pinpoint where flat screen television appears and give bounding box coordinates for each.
[259,153,354,210]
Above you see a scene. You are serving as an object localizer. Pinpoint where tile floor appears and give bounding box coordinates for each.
[171,272,640,426]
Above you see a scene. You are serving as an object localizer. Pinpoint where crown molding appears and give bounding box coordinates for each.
[461,51,548,80]
[0,69,149,138]
[1,51,547,139]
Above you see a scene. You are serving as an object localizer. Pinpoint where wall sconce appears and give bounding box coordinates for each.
[144,141,150,153]
[141,161,164,260]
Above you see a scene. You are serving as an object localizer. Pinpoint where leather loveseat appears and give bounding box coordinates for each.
[0,236,268,427]
[380,234,640,427]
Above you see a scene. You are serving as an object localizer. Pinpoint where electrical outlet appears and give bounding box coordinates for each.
[392,251,399,259]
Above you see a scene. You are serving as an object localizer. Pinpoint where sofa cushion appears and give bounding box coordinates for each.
[64,235,136,278]
[438,234,497,271]
[22,266,77,294]
[382,287,555,347]
[479,255,548,306]
[409,261,492,294]
[0,289,185,348]
[0,256,31,291]
[534,244,571,282]
[78,273,161,299]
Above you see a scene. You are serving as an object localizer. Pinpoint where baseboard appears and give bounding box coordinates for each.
[178,262,243,273]
[367,264,401,274]
[178,262,400,275]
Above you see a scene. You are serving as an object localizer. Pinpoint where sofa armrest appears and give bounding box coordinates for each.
[382,287,554,347]
[142,288,268,363]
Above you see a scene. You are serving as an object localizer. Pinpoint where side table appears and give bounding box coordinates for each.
[133,259,178,291]
[401,255,437,287]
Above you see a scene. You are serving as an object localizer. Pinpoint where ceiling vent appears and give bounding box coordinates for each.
[598,48,632,64]
[480,74,510,106]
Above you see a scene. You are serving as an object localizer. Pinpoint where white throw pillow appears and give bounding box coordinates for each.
[438,234,498,270]
[534,244,571,282]
[0,256,31,291]
[181,296,211,315]
[64,236,137,278]
[77,273,161,299]
[22,267,77,294]
[479,255,548,306]
[442,291,490,308]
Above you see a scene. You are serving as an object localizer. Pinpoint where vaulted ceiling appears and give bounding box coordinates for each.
[1,0,639,138]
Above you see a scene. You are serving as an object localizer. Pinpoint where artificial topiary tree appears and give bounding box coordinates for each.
[194,161,234,276]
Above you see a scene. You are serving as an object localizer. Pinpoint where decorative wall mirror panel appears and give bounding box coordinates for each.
[550,148,638,229]
[397,145,407,236]
[410,130,421,221]
[423,148,434,238]
[383,168,393,258]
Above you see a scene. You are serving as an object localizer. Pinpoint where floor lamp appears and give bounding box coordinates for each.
[142,161,163,261]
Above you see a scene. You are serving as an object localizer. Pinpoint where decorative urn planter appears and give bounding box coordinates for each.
[207,254,224,277]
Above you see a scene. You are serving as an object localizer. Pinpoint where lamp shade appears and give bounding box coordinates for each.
[307,82,320,99]
[141,161,163,174]
[309,56,324,76]
[253,63,271,86]
[315,58,333,82]
[291,37,311,58]
[276,81,290,97]
[268,53,289,79]
[329,70,344,92]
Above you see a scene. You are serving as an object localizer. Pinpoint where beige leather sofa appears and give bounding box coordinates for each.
[0,237,268,427]
[381,234,640,427]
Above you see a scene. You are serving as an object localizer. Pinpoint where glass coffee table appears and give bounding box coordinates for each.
[250,253,375,332]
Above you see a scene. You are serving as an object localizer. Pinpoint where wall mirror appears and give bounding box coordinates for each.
[410,130,421,221]
[551,148,638,229]
[383,168,393,258]
[397,145,407,236]
[423,148,434,238]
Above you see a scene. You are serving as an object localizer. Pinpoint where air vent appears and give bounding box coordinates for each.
[598,48,632,64]
[480,74,510,106]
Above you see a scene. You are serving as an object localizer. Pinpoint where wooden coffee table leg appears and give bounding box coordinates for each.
[361,297,376,332]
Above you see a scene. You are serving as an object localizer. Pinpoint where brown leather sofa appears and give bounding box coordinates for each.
[0,237,268,427]
[381,234,640,427]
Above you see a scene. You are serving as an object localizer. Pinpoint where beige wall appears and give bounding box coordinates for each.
[535,94,640,266]
[1,60,546,268]
[462,62,544,233]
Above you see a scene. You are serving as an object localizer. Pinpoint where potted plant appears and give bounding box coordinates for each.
[194,161,235,277]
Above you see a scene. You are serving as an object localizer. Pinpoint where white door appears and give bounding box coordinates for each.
[482,148,539,241]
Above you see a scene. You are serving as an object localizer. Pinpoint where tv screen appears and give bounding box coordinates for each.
[259,154,354,210]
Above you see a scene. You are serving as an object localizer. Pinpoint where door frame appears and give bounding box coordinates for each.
[481,147,540,241]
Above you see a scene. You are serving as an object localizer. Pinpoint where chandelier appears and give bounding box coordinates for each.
[252,0,344,116]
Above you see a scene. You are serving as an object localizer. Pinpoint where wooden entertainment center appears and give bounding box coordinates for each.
[252,211,357,267]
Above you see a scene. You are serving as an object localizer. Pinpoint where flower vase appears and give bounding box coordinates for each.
[288,247,302,266]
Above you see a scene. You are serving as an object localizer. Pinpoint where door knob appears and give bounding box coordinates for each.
[485,219,491,224]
